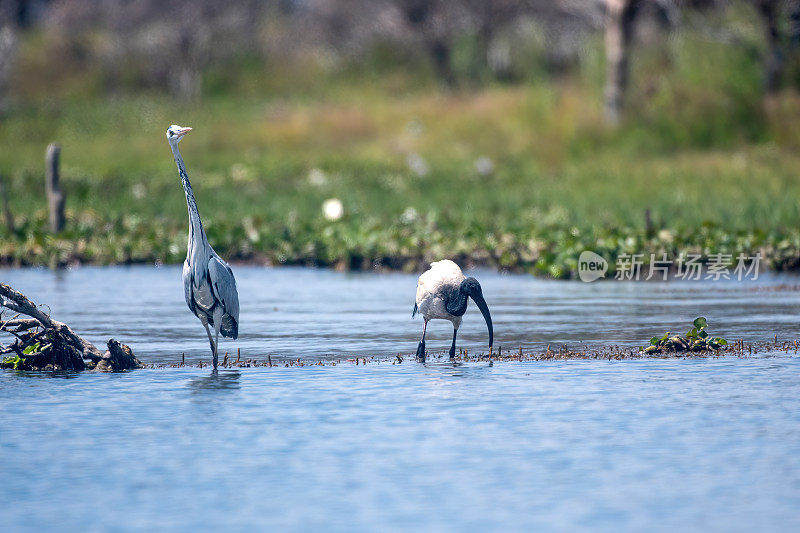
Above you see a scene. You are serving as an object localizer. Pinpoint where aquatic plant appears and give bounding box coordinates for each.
[643,317,728,354]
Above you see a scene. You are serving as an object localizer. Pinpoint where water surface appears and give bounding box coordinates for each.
[2,266,800,363]
[1,360,799,531]
[1,267,799,531]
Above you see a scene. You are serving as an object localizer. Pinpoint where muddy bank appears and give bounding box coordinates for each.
[142,338,798,370]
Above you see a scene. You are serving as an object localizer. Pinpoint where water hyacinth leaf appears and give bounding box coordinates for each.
[2,355,23,369]
[643,317,727,355]
[22,341,41,355]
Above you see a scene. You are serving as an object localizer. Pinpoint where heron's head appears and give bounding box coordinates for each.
[166,124,192,144]
[460,276,493,349]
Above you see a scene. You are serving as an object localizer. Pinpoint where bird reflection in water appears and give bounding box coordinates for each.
[420,358,496,379]
[188,370,241,394]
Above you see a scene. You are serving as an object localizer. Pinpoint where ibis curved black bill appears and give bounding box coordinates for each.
[470,293,493,348]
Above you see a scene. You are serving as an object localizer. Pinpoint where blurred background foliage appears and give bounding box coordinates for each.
[1,0,800,277]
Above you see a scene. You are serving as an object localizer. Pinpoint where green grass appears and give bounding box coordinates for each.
[2,21,800,277]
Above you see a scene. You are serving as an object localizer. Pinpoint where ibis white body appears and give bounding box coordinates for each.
[415,259,465,328]
[412,259,493,360]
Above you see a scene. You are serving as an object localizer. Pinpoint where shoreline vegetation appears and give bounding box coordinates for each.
[4,132,800,278]
[3,15,800,279]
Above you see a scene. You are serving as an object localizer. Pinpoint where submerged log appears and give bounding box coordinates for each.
[0,283,142,372]
[95,339,140,372]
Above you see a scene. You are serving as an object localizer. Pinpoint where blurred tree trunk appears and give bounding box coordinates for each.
[401,1,457,88]
[475,13,514,82]
[0,0,18,116]
[426,38,456,88]
[784,0,800,92]
[789,0,800,54]
[604,0,641,125]
[170,28,202,100]
[759,0,783,94]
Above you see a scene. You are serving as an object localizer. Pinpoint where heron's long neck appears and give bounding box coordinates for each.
[171,144,207,252]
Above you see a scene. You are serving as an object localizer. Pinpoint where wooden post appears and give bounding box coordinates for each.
[0,172,13,232]
[644,207,654,238]
[45,143,65,233]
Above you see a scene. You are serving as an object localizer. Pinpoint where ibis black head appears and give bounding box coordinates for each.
[460,277,493,349]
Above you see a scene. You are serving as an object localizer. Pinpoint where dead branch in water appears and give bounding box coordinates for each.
[0,283,141,371]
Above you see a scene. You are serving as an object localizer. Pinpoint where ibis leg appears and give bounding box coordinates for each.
[416,320,428,361]
[449,328,458,359]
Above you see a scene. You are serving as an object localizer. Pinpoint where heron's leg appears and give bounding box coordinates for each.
[212,307,223,370]
[416,320,428,362]
[201,317,216,356]
[449,327,458,359]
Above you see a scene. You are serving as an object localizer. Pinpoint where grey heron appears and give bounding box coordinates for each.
[412,260,493,361]
[167,124,239,369]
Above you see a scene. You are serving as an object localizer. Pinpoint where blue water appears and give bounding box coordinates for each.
[1,360,799,531]
[2,267,800,531]
[2,266,800,362]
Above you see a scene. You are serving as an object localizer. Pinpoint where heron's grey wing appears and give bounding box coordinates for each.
[208,254,240,338]
[182,259,196,314]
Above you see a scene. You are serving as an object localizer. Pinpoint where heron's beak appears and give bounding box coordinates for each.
[470,291,493,349]
[177,126,192,136]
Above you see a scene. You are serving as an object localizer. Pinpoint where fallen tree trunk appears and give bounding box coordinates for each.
[0,283,142,371]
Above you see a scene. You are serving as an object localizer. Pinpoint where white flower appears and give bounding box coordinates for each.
[132,183,146,199]
[658,229,674,243]
[230,163,251,182]
[401,207,418,223]
[475,156,494,176]
[308,168,328,186]
[322,198,344,221]
[243,217,260,243]
[407,153,429,177]
[406,120,424,137]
